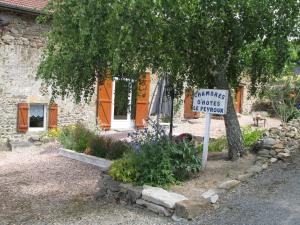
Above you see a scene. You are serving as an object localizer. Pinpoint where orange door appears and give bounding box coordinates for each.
[184,89,200,119]
[235,86,244,113]
[135,73,151,129]
[97,79,113,130]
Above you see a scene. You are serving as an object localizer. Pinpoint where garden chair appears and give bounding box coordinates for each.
[252,111,268,127]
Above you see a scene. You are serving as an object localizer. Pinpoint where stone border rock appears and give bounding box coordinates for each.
[97,172,211,220]
[59,148,112,171]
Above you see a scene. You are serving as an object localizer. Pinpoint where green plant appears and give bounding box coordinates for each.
[109,153,137,183]
[58,124,95,153]
[263,76,300,122]
[198,136,227,152]
[89,136,131,160]
[58,125,75,150]
[242,126,265,147]
[208,137,228,152]
[108,140,131,160]
[46,128,62,138]
[134,139,176,188]
[169,140,201,181]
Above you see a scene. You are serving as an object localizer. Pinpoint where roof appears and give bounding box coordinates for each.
[0,0,48,13]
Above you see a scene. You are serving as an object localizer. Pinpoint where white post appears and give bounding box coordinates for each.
[202,113,211,170]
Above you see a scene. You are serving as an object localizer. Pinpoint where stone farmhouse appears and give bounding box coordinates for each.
[0,0,253,148]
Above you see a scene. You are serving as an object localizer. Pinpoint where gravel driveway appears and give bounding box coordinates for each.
[0,146,172,225]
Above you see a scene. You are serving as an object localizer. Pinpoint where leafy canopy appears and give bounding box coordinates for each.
[38,0,300,101]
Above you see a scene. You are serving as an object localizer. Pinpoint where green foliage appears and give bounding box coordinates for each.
[242,126,265,147]
[109,136,201,187]
[263,76,300,122]
[58,124,95,153]
[89,136,132,160]
[208,137,228,152]
[108,153,137,183]
[38,1,300,101]
[134,138,177,188]
[198,126,264,152]
[169,140,202,181]
[198,136,227,152]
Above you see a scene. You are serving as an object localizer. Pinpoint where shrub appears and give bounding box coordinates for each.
[110,131,202,187]
[242,126,265,147]
[134,138,177,188]
[47,128,62,138]
[263,75,300,122]
[208,136,227,152]
[108,140,132,160]
[58,124,95,153]
[169,140,202,181]
[198,136,227,152]
[109,152,137,183]
[89,136,131,160]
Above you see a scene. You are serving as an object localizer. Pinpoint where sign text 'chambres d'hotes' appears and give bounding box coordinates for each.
[193,89,229,115]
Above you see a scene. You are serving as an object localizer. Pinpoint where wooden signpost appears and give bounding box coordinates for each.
[193,89,229,169]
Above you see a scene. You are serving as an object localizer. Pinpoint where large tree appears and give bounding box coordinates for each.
[38,0,299,160]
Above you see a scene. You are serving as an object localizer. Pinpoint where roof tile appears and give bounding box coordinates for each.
[0,0,48,11]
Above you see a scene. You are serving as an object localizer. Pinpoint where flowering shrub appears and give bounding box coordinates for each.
[109,120,201,187]
[47,128,62,138]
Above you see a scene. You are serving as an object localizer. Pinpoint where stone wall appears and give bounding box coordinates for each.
[0,10,97,144]
[253,119,300,163]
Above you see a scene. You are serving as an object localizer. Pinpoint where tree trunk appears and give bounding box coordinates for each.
[215,70,245,160]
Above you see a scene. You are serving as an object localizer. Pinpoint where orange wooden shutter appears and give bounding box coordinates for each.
[17,103,29,133]
[48,104,58,129]
[135,73,151,128]
[98,78,113,130]
[184,89,200,119]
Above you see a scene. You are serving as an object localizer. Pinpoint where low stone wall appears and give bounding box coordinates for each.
[97,172,211,220]
[253,118,300,164]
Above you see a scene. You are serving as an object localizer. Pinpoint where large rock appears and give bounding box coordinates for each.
[273,143,284,149]
[136,199,172,216]
[270,158,278,163]
[237,173,253,182]
[201,189,219,204]
[277,152,291,160]
[218,180,241,190]
[262,138,277,149]
[247,165,263,174]
[257,149,271,158]
[142,186,187,209]
[120,183,142,204]
[175,199,209,219]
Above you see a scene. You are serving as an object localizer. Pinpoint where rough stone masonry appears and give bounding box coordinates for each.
[0,9,97,147]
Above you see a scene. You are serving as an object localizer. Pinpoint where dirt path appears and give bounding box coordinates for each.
[0,146,172,225]
[173,115,281,138]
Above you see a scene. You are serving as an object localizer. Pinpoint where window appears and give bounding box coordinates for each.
[29,104,47,131]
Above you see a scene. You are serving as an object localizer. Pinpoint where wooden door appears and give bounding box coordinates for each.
[184,89,200,119]
[97,79,113,130]
[235,86,244,113]
[135,73,151,129]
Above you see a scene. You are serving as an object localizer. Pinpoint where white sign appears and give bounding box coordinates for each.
[192,89,229,170]
[192,89,229,115]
